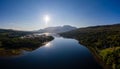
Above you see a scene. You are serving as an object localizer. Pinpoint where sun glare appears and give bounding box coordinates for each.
[44,15,50,24]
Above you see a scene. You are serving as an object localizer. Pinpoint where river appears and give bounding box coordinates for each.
[0,35,102,69]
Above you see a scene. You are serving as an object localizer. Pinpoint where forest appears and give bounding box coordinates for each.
[0,29,54,49]
[60,24,120,69]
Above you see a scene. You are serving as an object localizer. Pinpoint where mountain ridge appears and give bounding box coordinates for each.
[36,25,77,33]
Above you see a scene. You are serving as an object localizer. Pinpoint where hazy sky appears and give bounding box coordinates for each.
[0,0,120,31]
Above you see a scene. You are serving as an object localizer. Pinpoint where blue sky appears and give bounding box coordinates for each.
[0,0,120,31]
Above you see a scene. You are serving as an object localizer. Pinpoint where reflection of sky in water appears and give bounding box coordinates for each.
[35,33,50,36]
[36,33,61,37]
[0,37,102,69]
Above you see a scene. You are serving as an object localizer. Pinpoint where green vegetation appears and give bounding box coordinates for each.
[0,29,33,37]
[100,47,120,69]
[60,24,120,69]
[0,36,53,49]
[0,29,54,57]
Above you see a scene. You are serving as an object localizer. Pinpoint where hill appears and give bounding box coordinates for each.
[60,23,120,69]
[0,29,32,37]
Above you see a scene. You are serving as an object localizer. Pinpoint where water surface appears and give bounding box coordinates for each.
[0,37,102,69]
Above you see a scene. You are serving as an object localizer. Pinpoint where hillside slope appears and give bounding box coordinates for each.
[60,24,120,69]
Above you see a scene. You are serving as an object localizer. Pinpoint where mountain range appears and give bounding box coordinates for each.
[36,25,77,33]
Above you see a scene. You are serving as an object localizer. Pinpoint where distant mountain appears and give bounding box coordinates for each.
[60,23,120,37]
[36,25,77,33]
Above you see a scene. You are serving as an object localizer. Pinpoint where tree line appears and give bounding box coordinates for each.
[60,24,120,69]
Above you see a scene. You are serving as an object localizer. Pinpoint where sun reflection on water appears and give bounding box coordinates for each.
[45,42,51,47]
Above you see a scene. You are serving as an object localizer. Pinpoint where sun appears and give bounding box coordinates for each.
[44,15,50,24]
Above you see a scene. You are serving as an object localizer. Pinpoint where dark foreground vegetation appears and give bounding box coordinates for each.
[0,29,54,56]
[60,24,120,69]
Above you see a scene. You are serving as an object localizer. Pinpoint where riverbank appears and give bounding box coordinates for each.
[85,46,112,69]
[56,35,112,69]
[0,34,54,57]
[60,35,119,69]
[59,24,120,69]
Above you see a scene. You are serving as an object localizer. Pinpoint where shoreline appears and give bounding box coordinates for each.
[86,46,112,69]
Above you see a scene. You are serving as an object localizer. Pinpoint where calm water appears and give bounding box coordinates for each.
[0,36,102,69]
